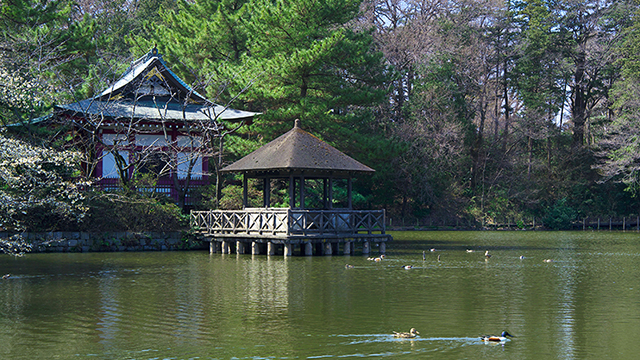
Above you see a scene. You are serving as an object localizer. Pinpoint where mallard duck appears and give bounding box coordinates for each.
[393,328,419,338]
[345,264,354,269]
[481,331,514,342]
[484,250,492,259]
[2,274,10,280]
[543,259,553,263]
[403,265,413,269]
[466,249,475,253]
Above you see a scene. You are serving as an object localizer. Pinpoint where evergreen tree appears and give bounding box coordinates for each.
[0,0,97,124]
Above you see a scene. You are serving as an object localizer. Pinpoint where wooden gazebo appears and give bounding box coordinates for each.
[191,119,391,256]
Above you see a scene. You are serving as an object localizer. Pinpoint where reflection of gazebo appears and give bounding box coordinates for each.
[191,120,391,257]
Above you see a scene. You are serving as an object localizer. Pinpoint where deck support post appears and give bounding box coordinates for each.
[252,241,260,255]
[237,241,244,254]
[284,243,292,257]
[304,242,313,256]
[379,242,386,254]
[209,241,217,254]
[344,241,351,255]
[267,241,275,256]
[324,242,332,256]
[363,241,370,254]
[222,241,230,254]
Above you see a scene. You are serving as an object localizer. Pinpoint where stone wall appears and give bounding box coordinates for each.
[0,231,206,253]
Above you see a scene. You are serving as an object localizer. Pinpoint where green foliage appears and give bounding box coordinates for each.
[0,132,88,231]
[0,0,98,124]
[594,4,640,194]
[82,190,188,232]
[543,198,577,230]
[512,0,564,113]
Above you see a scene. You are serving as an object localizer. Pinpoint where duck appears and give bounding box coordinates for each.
[430,248,436,252]
[345,264,354,269]
[2,274,10,280]
[368,254,386,261]
[403,265,413,270]
[543,259,553,263]
[466,249,475,253]
[519,255,525,260]
[481,331,514,342]
[484,250,492,259]
[393,328,419,338]
[422,251,426,260]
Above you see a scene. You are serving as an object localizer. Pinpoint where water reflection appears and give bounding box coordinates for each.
[1,232,640,358]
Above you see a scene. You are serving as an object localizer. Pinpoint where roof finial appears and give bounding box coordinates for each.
[294,118,300,128]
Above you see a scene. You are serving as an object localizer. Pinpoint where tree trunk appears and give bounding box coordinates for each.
[571,46,587,148]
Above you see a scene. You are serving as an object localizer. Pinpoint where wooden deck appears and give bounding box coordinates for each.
[190,208,391,256]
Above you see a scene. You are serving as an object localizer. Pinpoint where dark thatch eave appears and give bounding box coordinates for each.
[221,119,375,177]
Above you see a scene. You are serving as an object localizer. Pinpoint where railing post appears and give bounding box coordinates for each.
[382,209,386,234]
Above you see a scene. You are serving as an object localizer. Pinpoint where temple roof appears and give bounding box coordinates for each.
[221,119,374,176]
[55,48,258,123]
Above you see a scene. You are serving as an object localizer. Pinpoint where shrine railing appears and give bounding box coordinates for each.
[190,208,386,237]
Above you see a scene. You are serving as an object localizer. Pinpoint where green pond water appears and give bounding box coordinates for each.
[1,231,640,359]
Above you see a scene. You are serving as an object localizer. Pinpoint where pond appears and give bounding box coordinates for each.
[1,231,640,359]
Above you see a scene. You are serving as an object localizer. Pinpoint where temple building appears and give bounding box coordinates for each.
[53,47,258,206]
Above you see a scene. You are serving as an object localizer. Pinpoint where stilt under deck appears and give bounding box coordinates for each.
[191,208,391,256]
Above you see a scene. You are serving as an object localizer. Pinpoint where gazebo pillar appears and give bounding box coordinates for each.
[328,177,333,209]
[242,173,248,208]
[263,177,271,207]
[299,176,305,209]
[347,177,352,209]
[289,174,295,208]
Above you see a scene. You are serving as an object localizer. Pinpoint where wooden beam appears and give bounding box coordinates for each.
[347,177,352,209]
[289,174,295,208]
[263,177,270,208]
[328,177,333,209]
[243,173,248,208]
[300,176,305,209]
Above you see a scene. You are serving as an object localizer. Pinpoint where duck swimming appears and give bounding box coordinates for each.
[2,274,10,280]
[484,250,492,259]
[393,328,419,338]
[345,264,354,269]
[481,331,514,342]
[368,254,386,261]
[403,265,413,269]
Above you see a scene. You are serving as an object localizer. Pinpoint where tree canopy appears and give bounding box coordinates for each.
[2,0,640,229]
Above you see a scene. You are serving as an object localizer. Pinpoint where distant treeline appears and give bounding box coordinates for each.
[2,0,640,231]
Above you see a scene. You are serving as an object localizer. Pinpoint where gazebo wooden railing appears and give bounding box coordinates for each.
[190,208,386,237]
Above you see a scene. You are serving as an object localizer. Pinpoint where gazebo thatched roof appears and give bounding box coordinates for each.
[221,119,374,177]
